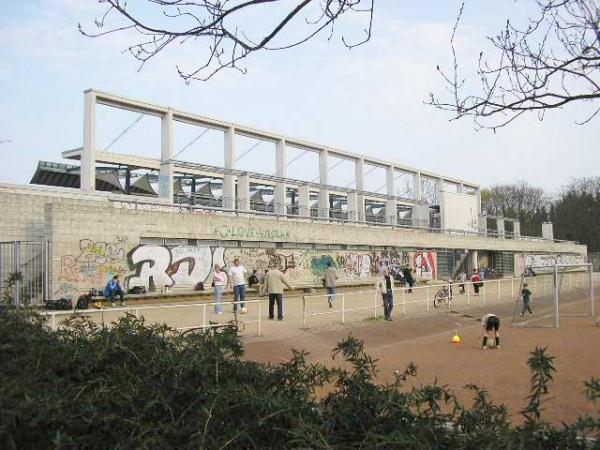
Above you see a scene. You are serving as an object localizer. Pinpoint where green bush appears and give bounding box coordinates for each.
[0,309,598,449]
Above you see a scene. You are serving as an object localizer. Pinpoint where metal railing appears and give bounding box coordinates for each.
[114,196,579,245]
[0,241,49,306]
[43,299,262,336]
[301,272,593,327]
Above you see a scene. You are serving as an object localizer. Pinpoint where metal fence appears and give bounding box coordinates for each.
[43,299,263,336]
[0,241,49,306]
[301,272,595,328]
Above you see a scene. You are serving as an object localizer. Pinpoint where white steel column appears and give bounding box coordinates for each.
[298,184,310,217]
[274,139,286,215]
[81,90,97,192]
[318,149,329,218]
[386,165,397,225]
[223,126,236,209]
[237,173,250,212]
[159,108,174,201]
[355,158,365,222]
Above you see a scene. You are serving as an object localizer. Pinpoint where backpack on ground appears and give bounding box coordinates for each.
[76,294,90,310]
[45,298,73,310]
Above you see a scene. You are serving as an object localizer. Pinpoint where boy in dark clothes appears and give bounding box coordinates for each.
[520,283,533,316]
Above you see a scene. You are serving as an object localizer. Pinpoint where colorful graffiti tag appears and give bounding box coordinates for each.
[58,240,439,292]
[59,239,128,287]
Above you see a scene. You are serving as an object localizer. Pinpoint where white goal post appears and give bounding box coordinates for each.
[512,262,595,329]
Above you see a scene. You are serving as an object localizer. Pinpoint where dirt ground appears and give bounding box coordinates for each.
[245,292,600,425]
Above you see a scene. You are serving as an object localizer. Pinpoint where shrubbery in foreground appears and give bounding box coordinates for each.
[0,309,598,449]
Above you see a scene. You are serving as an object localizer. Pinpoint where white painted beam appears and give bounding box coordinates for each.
[159,109,174,200]
[81,91,97,192]
[223,126,236,209]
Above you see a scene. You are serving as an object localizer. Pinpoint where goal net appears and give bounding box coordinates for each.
[511,263,595,328]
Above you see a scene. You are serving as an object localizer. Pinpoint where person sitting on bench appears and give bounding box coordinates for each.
[104,275,126,307]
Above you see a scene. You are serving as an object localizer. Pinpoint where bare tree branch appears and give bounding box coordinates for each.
[80,0,375,82]
[428,0,600,130]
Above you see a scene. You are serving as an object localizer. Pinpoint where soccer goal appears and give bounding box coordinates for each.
[511,263,595,328]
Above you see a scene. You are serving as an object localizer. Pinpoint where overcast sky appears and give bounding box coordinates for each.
[1,0,597,194]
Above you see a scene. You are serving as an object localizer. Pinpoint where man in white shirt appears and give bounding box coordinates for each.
[228,258,248,314]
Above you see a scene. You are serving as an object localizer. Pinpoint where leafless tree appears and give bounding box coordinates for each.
[80,0,374,82]
[429,1,600,130]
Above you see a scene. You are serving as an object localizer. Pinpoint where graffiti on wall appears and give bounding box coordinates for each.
[58,240,439,292]
[524,254,586,272]
[414,251,437,281]
[59,239,128,287]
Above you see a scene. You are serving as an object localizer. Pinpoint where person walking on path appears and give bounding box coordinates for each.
[212,264,227,314]
[520,282,534,316]
[471,269,481,296]
[264,267,293,321]
[322,262,339,308]
[377,268,395,321]
[104,275,126,307]
[402,267,414,293]
[481,313,501,349]
[458,270,467,294]
[228,258,248,314]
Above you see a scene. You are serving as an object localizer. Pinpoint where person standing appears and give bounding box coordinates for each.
[265,267,293,320]
[471,268,481,296]
[104,275,126,307]
[458,270,467,294]
[377,268,394,321]
[212,264,226,314]
[520,282,534,316]
[228,258,248,314]
[402,267,414,293]
[322,262,338,308]
[481,313,500,349]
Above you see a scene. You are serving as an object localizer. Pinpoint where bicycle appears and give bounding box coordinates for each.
[433,284,453,308]
[179,317,246,336]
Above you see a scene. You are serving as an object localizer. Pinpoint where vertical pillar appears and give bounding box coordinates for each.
[159,108,174,201]
[457,183,464,194]
[274,139,286,215]
[479,215,488,235]
[413,172,422,202]
[435,178,444,204]
[469,250,479,273]
[412,172,425,227]
[542,222,554,240]
[476,188,482,214]
[355,158,365,222]
[298,184,310,217]
[497,216,505,238]
[81,90,96,192]
[513,220,521,237]
[223,126,235,209]
[237,173,250,212]
[318,149,329,218]
[190,178,196,205]
[347,192,358,221]
[386,165,397,225]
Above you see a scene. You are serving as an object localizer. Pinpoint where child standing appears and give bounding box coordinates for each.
[520,282,533,316]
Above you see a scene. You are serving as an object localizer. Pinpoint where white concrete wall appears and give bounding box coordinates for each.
[439,191,479,232]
